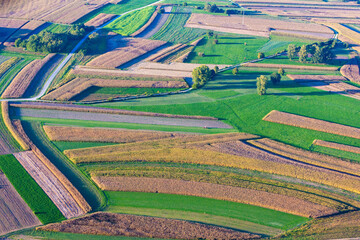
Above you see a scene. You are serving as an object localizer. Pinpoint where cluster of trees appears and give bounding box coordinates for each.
[257,68,284,95]
[202,3,242,15]
[287,39,337,64]
[192,65,216,89]
[15,24,93,53]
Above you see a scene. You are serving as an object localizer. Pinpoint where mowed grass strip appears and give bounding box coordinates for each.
[105,191,309,232]
[263,110,360,139]
[0,154,65,224]
[104,6,156,36]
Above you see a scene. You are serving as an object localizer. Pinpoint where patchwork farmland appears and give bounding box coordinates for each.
[2,0,360,239]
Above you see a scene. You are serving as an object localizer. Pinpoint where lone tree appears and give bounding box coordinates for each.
[270,72,281,85]
[192,65,212,89]
[298,45,307,63]
[256,75,268,95]
[278,67,285,76]
[232,67,239,75]
[214,66,219,74]
[258,52,265,59]
[287,44,297,60]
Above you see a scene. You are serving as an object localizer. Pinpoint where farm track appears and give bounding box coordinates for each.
[136,6,173,39]
[14,108,233,129]
[13,151,85,219]
[0,172,41,236]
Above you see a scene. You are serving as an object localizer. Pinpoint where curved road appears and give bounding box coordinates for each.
[0,0,164,102]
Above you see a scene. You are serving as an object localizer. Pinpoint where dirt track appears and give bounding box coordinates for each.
[14,108,233,129]
[0,172,40,235]
[13,151,84,219]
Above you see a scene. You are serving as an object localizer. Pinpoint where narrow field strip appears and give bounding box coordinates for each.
[93,176,335,218]
[313,140,360,155]
[39,212,261,239]
[43,125,192,143]
[243,62,339,71]
[15,108,232,129]
[0,154,64,224]
[248,138,360,177]
[263,110,360,139]
[1,54,57,98]
[13,151,84,219]
[0,172,41,236]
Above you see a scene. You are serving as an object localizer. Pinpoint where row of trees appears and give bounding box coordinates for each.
[15,24,93,53]
[287,39,338,64]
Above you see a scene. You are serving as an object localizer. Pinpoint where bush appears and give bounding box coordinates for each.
[213,39,218,44]
[232,67,239,75]
[258,52,265,59]
[270,72,281,85]
[192,65,213,89]
[278,68,285,76]
[198,52,205,57]
[214,66,219,74]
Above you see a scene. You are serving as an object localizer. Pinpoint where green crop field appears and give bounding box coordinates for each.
[93,72,360,157]
[186,34,268,65]
[104,6,155,36]
[20,118,236,134]
[151,6,207,43]
[43,24,72,34]
[75,0,159,24]
[53,141,116,151]
[105,191,309,234]
[0,154,65,224]
[257,35,316,55]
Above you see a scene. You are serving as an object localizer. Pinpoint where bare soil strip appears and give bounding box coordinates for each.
[39,212,260,239]
[15,108,232,129]
[0,172,40,236]
[43,125,192,143]
[10,101,218,120]
[85,13,117,28]
[263,110,360,139]
[87,37,167,68]
[13,151,84,219]
[243,63,338,71]
[313,140,360,155]
[2,54,57,98]
[42,77,187,101]
[93,176,335,218]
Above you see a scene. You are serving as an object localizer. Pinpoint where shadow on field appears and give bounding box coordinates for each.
[217,42,243,45]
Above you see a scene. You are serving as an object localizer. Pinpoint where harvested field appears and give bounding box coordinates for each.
[0,18,28,44]
[340,55,360,84]
[313,140,360,155]
[185,14,332,37]
[43,125,190,143]
[0,0,118,24]
[4,20,45,45]
[130,6,159,37]
[1,54,56,98]
[42,77,187,101]
[15,108,232,129]
[13,151,85,219]
[146,44,188,62]
[249,138,360,177]
[40,212,260,239]
[85,13,117,28]
[10,101,218,120]
[288,74,360,100]
[93,176,336,218]
[0,172,40,236]
[263,110,360,139]
[12,120,91,214]
[87,37,166,68]
[242,62,338,71]
[64,133,258,159]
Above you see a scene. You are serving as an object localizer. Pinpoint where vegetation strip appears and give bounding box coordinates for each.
[0,154,65,224]
[263,110,360,139]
